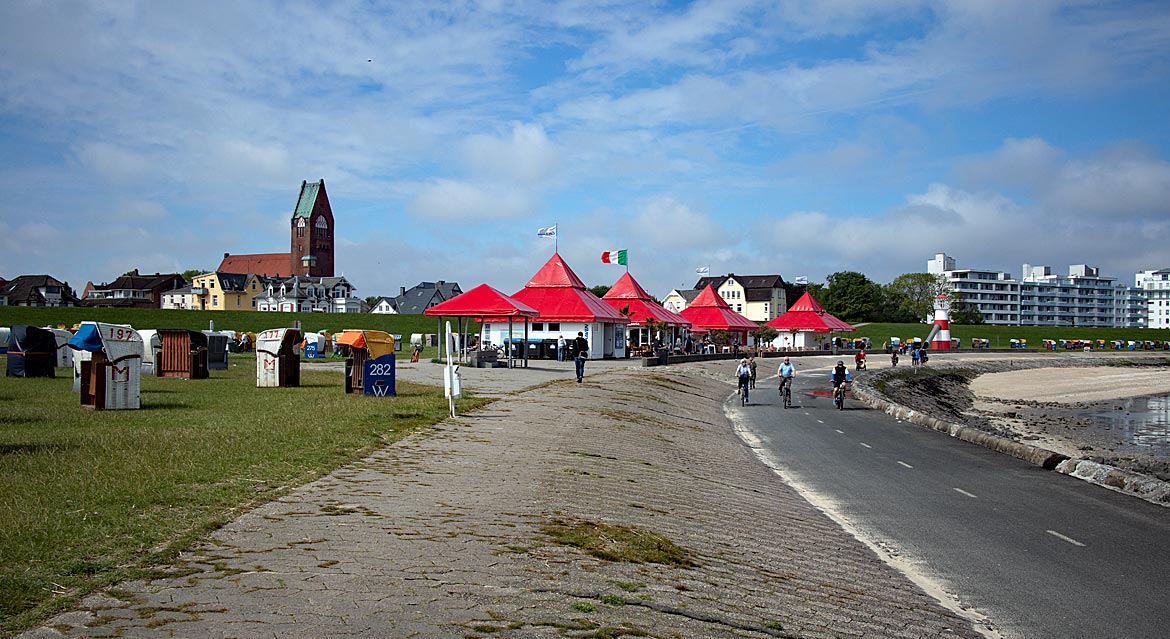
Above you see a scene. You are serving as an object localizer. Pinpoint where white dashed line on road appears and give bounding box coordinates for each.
[897,461,914,469]
[1047,530,1086,547]
[953,488,978,499]
[816,419,824,424]
[860,442,872,449]
[835,429,844,434]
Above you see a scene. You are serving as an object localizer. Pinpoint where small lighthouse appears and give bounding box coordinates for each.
[930,294,952,350]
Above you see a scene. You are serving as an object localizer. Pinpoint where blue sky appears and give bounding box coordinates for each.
[2,0,1168,300]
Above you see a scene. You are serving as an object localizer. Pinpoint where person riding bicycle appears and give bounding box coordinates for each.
[777,356,795,405]
[735,358,752,400]
[831,360,851,402]
[854,349,866,370]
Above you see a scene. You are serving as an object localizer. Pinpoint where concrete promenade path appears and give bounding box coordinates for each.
[21,358,986,639]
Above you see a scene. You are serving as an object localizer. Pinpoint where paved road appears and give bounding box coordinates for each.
[734,367,1170,639]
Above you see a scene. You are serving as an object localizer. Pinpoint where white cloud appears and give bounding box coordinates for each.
[463,123,560,184]
[407,180,536,221]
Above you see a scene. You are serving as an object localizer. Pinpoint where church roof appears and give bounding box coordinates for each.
[218,253,292,278]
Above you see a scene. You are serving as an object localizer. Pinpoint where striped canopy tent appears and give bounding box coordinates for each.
[765,292,855,350]
[677,285,759,347]
[425,283,539,365]
[602,272,691,351]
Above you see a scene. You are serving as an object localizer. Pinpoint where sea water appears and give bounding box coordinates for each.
[1089,395,1170,456]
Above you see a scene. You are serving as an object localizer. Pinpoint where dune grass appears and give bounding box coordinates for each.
[0,353,489,635]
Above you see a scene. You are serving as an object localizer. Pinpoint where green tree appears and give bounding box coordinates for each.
[949,294,985,325]
[821,271,880,322]
[751,326,779,350]
[182,268,208,281]
[589,285,610,298]
[885,272,948,323]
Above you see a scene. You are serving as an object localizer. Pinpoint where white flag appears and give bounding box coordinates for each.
[794,276,808,285]
[695,266,710,276]
[537,225,557,238]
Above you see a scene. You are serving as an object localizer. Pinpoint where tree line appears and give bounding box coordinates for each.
[800,271,983,325]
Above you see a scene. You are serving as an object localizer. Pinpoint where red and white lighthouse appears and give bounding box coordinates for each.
[930,294,952,350]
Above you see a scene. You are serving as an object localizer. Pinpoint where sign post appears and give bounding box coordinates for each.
[444,321,462,417]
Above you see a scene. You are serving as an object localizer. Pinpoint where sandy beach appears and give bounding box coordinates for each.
[966,365,1170,479]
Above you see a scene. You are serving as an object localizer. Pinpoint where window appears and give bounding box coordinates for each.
[212,295,218,307]
[532,323,544,331]
[548,323,560,331]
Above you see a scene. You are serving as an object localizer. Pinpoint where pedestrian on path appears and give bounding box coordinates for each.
[573,332,589,382]
[557,334,566,361]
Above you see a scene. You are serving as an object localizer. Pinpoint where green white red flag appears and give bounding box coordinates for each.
[600,250,627,265]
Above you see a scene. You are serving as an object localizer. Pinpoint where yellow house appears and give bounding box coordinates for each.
[684,274,787,323]
[190,273,269,311]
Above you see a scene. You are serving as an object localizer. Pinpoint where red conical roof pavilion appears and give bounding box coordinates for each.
[766,292,855,332]
[678,285,759,334]
[509,253,628,323]
[602,272,691,328]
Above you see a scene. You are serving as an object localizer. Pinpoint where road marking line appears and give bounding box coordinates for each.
[952,488,978,499]
[816,419,824,424]
[1047,530,1086,547]
[897,461,913,469]
[860,442,872,449]
[835,429,844,434]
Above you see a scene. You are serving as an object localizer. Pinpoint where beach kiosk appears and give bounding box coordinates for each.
[67,322,143,410]
[155,329,209,379]
[5,325,57,378]
[256,328,301,388]
[337,329,396,396]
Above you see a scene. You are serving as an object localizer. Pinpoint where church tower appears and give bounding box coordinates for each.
[290,179,335,277]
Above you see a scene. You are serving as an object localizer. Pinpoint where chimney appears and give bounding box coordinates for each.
[399,286,406,296]
[224,252,230,259]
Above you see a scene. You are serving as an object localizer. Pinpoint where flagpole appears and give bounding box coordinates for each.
[555,221,558,253]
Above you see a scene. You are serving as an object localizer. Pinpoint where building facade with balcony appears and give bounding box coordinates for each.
[1136,269,1170,329]
[928,254,1020,325]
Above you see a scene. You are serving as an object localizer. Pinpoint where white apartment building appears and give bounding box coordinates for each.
[928,254,1020,325]
[928,254,1146,328]
[1019,264,1144,328]
[1136,269,1170,329]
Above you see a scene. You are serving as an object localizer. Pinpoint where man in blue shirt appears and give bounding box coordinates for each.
[777,356,795,405]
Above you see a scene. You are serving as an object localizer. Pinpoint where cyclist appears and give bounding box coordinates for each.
[735,358,752,403]
[831,360,851,405]
[777,356,795,408]
[854,349,867,370]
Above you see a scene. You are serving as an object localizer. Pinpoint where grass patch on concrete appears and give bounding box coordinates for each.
[0,353,489,634]
[540,519,696,568]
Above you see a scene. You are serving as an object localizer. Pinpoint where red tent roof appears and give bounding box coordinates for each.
[424,283,539,318]
[602,272,692,328]
[678,285,759,332]
[765,292,856,332]
[507,253,628,323]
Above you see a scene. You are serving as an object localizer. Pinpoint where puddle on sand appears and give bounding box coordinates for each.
[1086,395,1170,456]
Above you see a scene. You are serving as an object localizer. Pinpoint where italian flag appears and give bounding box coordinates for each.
[600,250,627,265]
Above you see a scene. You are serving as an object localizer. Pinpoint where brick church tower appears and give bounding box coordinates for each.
[290,179,335,277]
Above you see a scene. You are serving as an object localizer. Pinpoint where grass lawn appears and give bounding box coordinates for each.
[0,353,490,635]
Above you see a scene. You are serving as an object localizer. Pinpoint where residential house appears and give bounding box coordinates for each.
[686,274,787,322]
[661,289,701,314]
[368,296,398,314]
[0,275,80,307]
[1136,268,1170,329]
[254,275,362,313]
[391,281,463,314]
[161,286,200,310]
[188,272,275,311]
[82,270,186,308]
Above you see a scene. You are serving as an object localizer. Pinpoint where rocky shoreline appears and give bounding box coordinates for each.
[859,357,1170,485]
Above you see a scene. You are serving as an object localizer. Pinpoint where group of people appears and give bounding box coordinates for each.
[733,355,852,406]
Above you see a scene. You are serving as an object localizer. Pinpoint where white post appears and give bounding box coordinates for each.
[444,320,461,417]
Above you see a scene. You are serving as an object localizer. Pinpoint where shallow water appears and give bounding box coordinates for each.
[1088,395,1170,456]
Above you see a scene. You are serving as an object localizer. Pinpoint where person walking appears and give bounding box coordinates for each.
[557,334,566,361]
[748,356,758,389]
[573,332,589,382]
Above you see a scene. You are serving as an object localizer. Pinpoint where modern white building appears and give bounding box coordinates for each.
[928,254,1020,325]
[1136,269,1170,329]
[928,254,1145,328]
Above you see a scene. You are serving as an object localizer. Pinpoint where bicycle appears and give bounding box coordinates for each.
[833,382,847,410]
[778,377,792,409]
[738,376,750,405]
